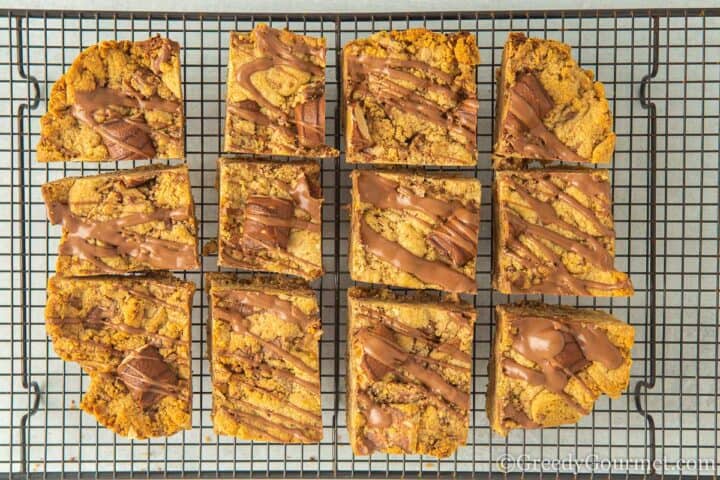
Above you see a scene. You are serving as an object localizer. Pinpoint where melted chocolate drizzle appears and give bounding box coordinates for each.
[502,315,625,425]
[500,171,631,295]
[501,73,585,162]
[355,171,478,292]
[214,288,317,330]
[47,201,197,273]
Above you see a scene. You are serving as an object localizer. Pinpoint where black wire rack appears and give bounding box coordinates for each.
[1,7,719,479]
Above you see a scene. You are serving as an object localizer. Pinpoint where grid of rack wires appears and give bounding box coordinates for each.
[1,7,719,479]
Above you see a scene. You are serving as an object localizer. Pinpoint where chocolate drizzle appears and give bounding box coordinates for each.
[47,201,197,273]
[499,171,631,295]
[232,25,326,147]
[355,171,478,292]
[71,86,180,160]
[502,315,625,423]
[242,196,295,250]
[214,288,316,330]
[501,73,585,162]
[117,345,180,408]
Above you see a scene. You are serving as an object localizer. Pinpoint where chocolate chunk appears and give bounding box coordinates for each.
[102,118,156,160]
[117,344,179,408]
[348,103,374,151]
[242,196,295,250]
[427,210,479,267]
[294,96,325,147]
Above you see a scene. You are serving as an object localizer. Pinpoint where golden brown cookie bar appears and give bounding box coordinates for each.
[492,169,633,296]
[45,274,194,439]
[42,164,199,276]
[207,273,322,442]
[349,170,480,294]
[347,287,475,457]
[493,33,616,169]
[488,302,634,436]
[224,25,338,157]
[343,29,479,166]
[217,158,322,281]
[37,36,183,162]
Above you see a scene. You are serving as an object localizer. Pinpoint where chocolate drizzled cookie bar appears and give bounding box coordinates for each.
[37,36,184,162]
[224,25,338,157]
[41,164,199,276]
[207,273,323,443]
[493,33,616,169]
[217,158,323,281]
[343,29,480,166]
[487,302,634,436]
[349,170,480,294]
[347,287,475,457]
[45,274,194,438]
[493,169,633,296]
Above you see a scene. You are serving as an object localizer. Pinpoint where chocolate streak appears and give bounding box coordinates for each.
[233,25,325,146]
[502,315,624,424]
[47,202,197,273]
[502,73,585,162]
[355,171,478,292]
[214,288,316,329]
[71,86,180,160]
[501,172,630,295]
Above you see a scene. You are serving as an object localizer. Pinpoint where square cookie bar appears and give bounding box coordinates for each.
[224,25,338,157]
[493,33,616,169]
[217,158,323,280]
[45,274,194,438]
[349,170,480,294]
[493,169,633,296]
[343,29,480,166]
[347,287,475,457]
[487,302,634,436]
[207,273,322,442]
[38,36,184,162]
[42,164,199,276]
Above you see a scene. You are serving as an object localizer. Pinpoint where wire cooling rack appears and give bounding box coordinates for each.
[1,8,718,479]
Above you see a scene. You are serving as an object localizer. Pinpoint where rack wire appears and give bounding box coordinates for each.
[1,8,718,479]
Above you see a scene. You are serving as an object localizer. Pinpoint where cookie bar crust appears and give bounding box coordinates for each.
[343,29,480,166]
[42,164,199,276]
[217,158,323,281]
[349,170,480,294]
[493,32,616,169]
[224,25,338,157]
[37,36,184,162]
[347,287,475,457]
[207,273,323,443]
[492,169,633,297]
[45,274,194,439]
[488,302,634,436]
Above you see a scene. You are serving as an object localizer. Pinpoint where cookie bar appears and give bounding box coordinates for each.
[347,287,475,457]
[493,169,633,296]
[487,302,634,436]
[42,164,199,276]
[45,274,194,438]
[493,33,616,169]
[207,273,322,442]
[38,36,183,162]
[217,158,323,281]
[349,170,480,294]
[343,29,480,165]
[224,25,338,157]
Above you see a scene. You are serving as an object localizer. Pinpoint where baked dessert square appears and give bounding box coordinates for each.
[493,169,633,296]
[487,302,634,436]
[38,36,184,162]
[347,287,475,457]
[343,29,480,166]
[42,164,199,276]
[217,158,323,281]
[224,25,338,157]
[349,170,480,294]
[493,32,616,169]
[206,273,322,442]
[45,274,194,439]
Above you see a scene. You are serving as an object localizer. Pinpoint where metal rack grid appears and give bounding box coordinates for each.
[1,8,718,479]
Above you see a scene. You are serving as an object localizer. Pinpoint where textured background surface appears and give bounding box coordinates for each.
[0,8,718,478]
